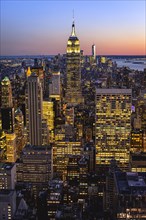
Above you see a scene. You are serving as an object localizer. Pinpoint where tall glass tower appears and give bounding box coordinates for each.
[65,22,84,106]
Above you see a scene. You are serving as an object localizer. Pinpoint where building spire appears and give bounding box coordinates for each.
[71,9,76,36]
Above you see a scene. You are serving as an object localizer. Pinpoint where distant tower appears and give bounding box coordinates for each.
[65,22,84,106]
[92,44,96,62]
[26,73,43,145]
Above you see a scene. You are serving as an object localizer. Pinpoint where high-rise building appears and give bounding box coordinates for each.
[16,144,53,198]
[26,73,43,145]
[1,77,15,133]
[95,88,131,170]
[15,108,25,156]
[49,70,61,101]
[131,129,143,152]
[65,22,84,106]
[1,108,15,133]
[6,133,17,162]
[0,130,7,161]
[1,77,13,108]
[0,163,16,190]
[92,44,96,62]
[42,100,54,143]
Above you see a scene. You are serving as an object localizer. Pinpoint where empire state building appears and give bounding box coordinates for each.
[65,22,84,106]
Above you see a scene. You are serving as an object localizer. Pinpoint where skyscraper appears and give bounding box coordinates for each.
[65,22,84,106]
[1,77,14,133]
[49,69,61,100]
[95,88,131,170]
[26,73,43,145]
[92,44,96,62]
[1,77,13,108]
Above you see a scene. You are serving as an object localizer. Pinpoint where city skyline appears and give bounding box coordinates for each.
[1,0,146,56]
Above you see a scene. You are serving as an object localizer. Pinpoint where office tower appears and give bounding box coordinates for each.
[31,61,44,92]
[95,88,131,170]
[1,77,13,108]
[1,77,15,133]
[130,152,146,172]
[65,106,74,126]
[26,73,43,145]
[15,108,25,156]
[1,108,15,133]
[105,171,146,219]
[0,130,7,161]
[92,44,96,62]
[65,22,84,105]
[45,180,63,219]
[49,69,61,100]
[53,140,82,180]
[42,100,54,143]
[42,118,49,145]
[0,190,16,220]
[131,129,143,152]
[83,142,95,172]
[6,133,17,162]
[16,144,53,198]
[0,163,16,190]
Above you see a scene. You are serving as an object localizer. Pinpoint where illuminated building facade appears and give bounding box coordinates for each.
[65,106,74,126]
[42,118,49,145]
[65,22,84,105]
[17,145,53,198]
[42,100,54,143]
[95,89,131,170]
[0,163,16,190]
[0,130,7,161]
[1,77,13,108]
[1,77,15,133]
[131,129,143,152]
[130,152,146,172]
[53,140,82,180]
[26,73,43,145]
[6,133,17,163]
[49,70,61,100]
[15,108,25,156]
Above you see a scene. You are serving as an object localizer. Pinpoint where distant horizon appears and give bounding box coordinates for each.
[0,54,146,58]
[1,0,145,56]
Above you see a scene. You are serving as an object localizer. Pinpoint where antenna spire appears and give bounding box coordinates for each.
[71,9,76,36]
[73,9,74,23]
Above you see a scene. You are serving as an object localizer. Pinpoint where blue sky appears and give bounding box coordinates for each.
[1,0,146,55]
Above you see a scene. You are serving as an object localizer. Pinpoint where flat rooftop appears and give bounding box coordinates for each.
[0,162,15,170]
[115,172,146,195]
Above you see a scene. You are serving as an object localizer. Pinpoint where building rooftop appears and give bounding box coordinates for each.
[23,144,52,152]
[131,152,146,161]
[0,162,15,170]
[115,172,146,195]
[0,189,16,196]
[96,88,132,94]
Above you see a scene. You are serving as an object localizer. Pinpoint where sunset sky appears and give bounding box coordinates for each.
[1,0,146,56]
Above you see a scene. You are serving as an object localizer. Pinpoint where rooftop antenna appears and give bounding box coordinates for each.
[71,9,76,36]
[73,9,75,23]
